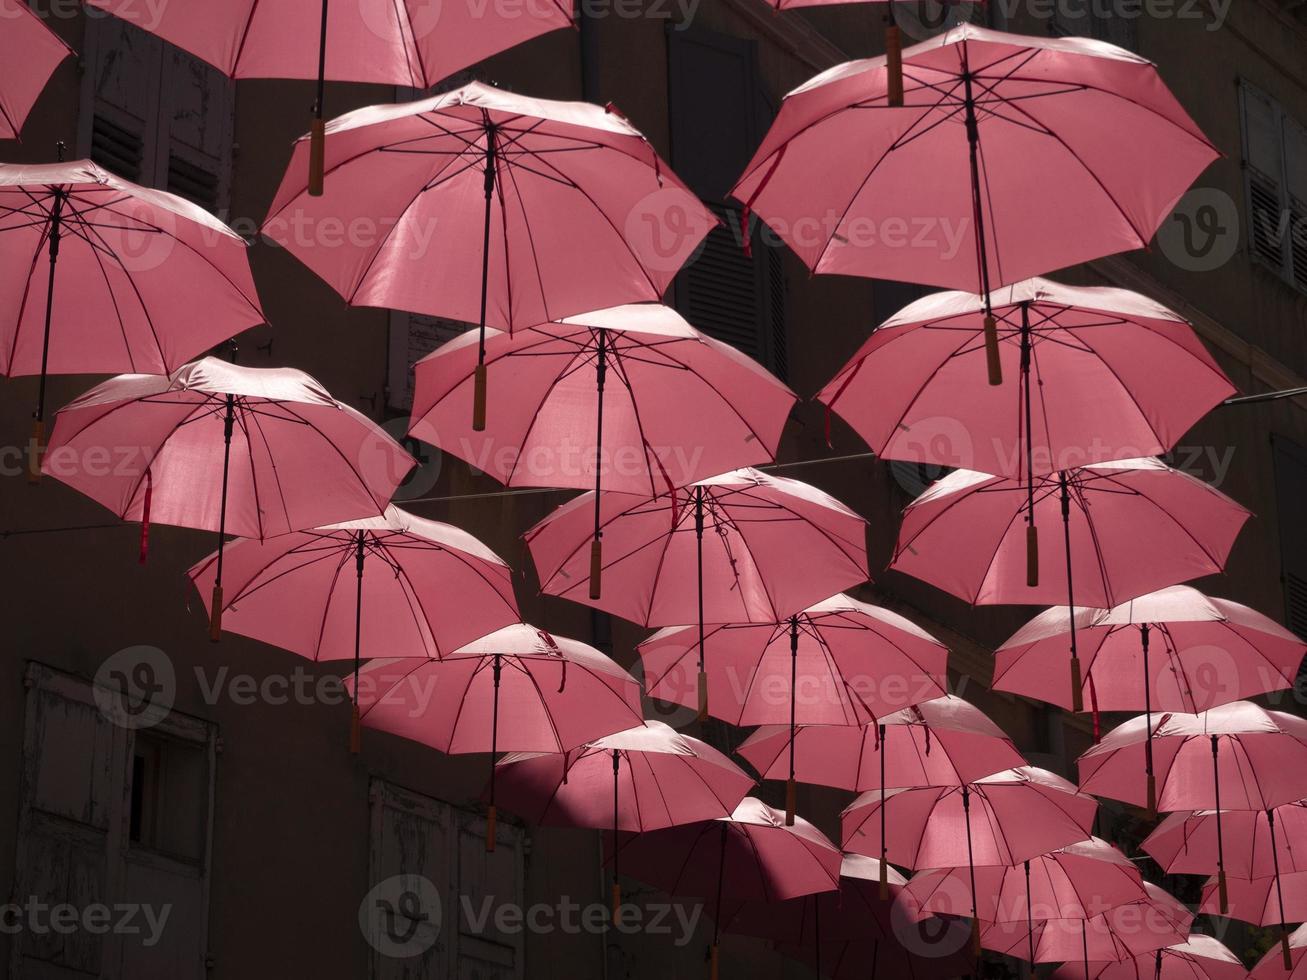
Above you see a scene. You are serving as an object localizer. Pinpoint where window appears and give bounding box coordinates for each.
[387,312,467,413]
[1048,0,1138,50]
[1272,435,1307,639]
[667,28,788,380]
[367,780,525,979]
[13,664,215,979]
[78,16,234,213]
[1239,80,1307,293]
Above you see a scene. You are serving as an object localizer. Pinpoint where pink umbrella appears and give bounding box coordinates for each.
[525,467,868,718]
[1253,922,1307,978]
[187,505,520,749]
[726,853,972,980]
[639,594,949,823]
[491,720,753,917]
[737,695,1024,792]
[1199,871,1306,969]
[842,767,1098,953]
[996,586,1305,812]
[410,305,796,598]
[983,883,1193,976]
[1145,802,1307,879]
[1078,701,1307,914]
[907,838,1147,966]
[893,459,1249,713]
[87,1,572,193]
[737,695,1024,893]
[44,357,414,639]
[1,160,265,470]
[607,797,842,978]
[816,278,1235,580]
[1052,935,1247,980]
[265,84,714,424]
[0,0,71,139]
[351,624,644,851]
[731,25,1215,382]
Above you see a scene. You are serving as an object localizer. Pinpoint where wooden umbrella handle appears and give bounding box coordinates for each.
[308,118,326,197]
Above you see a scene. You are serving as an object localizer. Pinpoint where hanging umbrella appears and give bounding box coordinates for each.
[906,838,1147,967]
[816,277,1235,583]
[1200,870,1307,926]
[1078,701,1307,915]
[410,304,795,599]
[265,83,715,425]
[731,25,1216,384]
[1051,935,1247,980]
[639,593,949,824]
[996,586,1305,812]
[490,720,753,919]
[1144,802,1307,879]
[737,695,1024,894]
[607,797,842,979]
[525,467,868,718]
[44,357,414,639]
[737,694,1024,792]
[892,458,1249,713]
[351,624,644,851]
[187,505,520,750]
[983,883,1192,977]
[1,160,265,476]
[842,766,1098,955]
[87,1,573,193]
[0,0,71,140]
[725,853,972,980]
[1252,923,1307,979]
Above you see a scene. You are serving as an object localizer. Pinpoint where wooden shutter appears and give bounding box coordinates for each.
[454,810,525,978]
[79,20,233,212]
[667,28,787,379]
[387,313,467,412]
[1240,80,1288,273]
[1283,114,1307,291]
[1272,435,1307,639]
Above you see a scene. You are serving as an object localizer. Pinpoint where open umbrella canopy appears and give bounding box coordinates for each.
[43,358,411,539]
[1252,923,1307,980]
[0,0,71,139]
[1078,702,1307,813]
[1052,935,1247,980]
[982,882,1193,964]
[0,161,265,438]
[841,766,1098,870]
[730,25,1215,294]
[264,85,711,332]
[489,720,753,833]
[638,594,950,727]
[349,624,643,756]
[996,585,1306,713]
[1145,802,1307,879]
[409,306,795,495]
[892,458,1249,610]
[85,0,571,87]
[524,467,868,627]
[186,505,519,663]
[735,694,1025,791]
[817,278,1234,480]
[1199,871,1307,925]
[904,837,1146,925]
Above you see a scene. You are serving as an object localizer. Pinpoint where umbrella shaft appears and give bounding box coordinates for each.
[314,0,328,116]
[961,63,992,309]
[36,189,64,425]
[213,395,237,585]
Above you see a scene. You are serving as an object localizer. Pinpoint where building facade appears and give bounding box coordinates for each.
[1,0,1305,976]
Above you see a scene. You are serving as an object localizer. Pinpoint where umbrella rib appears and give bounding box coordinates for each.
[499,345,588,488]
[392,0,428,87]
[606,344,672,498]
[229,0,263,76]
[61,207,154,373]
[2,214,51,372]
[310,546,357,660]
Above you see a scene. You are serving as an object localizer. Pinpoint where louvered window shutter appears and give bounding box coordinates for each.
[1241,81,1288,272]
[1283,114,1307,292]
[667,28,787,380]
[1272,436,1307,641]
